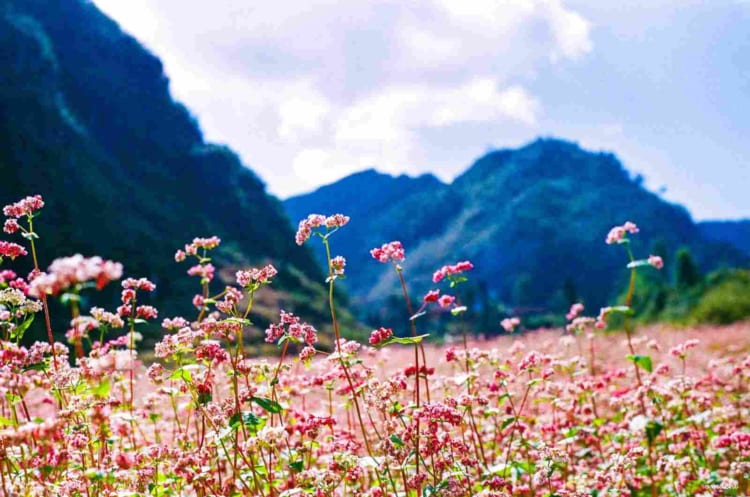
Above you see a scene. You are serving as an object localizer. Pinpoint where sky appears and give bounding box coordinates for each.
[91,0,750,220]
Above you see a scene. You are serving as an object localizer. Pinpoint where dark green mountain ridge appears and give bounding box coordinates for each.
[0,0,357,342]
[699,220,750,256]
[285,138,747,327]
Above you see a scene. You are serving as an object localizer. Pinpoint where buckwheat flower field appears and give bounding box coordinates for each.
[0,195,748,496]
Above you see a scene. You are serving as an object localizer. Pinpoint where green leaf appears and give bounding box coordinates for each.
[645,420,663,445]
[409,311,427,321]
[626,260,650,269]
[229,411,263,433]
[60,292,81,305]
[501,416,516,429]
[380,334,430,347]
[609,306,633,315]
[390,434,405,447]
[224,317,251,326]
[450,306,467,316]
[0,416,15,427]
[91,379,111,399]
[251,396,283,414]
[627,354,653,373]
[169,367,193,383]
[289,460,304,472]
[23,360,48,372]
[197,390,212,405]
[10,314,35,342]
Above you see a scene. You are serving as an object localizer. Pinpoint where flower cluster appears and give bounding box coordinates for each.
[90,307,125,328]
[3,219,19,234]
[265,310,318,349]
[368,326,393,346]
[117,277,157,318]
[500,316,521,332]
[174,236,221,261]
[0,288,42,316]
[295,213,349,245]
[566,302,585,320]
[27,255,123,297]
[370,241,405,263]
[1,197,748,497]
[2,194,44,219]
[187,262,215,282]
[330,256,346,276]
[648,254,664,269]
[605,220,639,244]
[432,260,474,283]
[0,241,27,260]
[235,264,278,287]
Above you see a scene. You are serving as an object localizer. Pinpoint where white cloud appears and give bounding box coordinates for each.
[545,0,593,60]
[277,85,332,141]
[292,148,382,187]
[287,78,539,189]
[333,78,539,148]
[92,0,592,196]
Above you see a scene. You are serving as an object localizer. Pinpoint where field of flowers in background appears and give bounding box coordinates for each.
[1,195,748,496]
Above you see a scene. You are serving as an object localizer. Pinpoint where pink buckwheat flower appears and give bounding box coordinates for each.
[192,294,204,309]
[265,310,318,346]
[299,346,316,362]
[187,263,215,282]
[606,221,639,244]
[423,289,440,303]
[566,302,584,321]
[122,277,156,292]
[331,256,346,276]
[90,307,125,328]
[595,306,613,329]
[566,316,595,333]
[670,339,700,359]
[3,219,19,234]
[370,241,405,263]
[438,294,456,308]
[647,254,664,270]
[0,241,27,260]
[3,195,44,218]
[432,260,474,283]
[325,213,349,228]
[26,255,123,297]
[501,317,521,333]
[0,269,16,283]
[369,327,393,346]
[177,236,221,260]
[191,236,221,250]
[236,264,278,287]
[295,213,350,245]
[136,305,159,320]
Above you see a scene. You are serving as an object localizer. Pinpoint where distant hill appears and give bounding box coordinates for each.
[286,139,747,329]
[699,220,750,255]
[0,0,357,342]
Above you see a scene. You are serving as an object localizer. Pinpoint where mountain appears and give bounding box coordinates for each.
[699,220,750,255]
[0,0,356,343]
[285,139,747,328]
